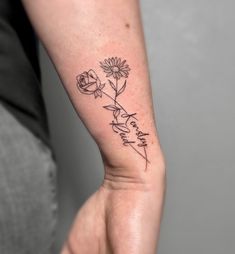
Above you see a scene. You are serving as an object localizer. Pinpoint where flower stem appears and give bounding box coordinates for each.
[102,89,148,167]
[114,79,118,122]
[114,78,118,107]
[102,90,138,120]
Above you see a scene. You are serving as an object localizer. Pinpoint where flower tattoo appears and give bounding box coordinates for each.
[76,57,150,170]
[100,57,131,80]
[76,70,105,98]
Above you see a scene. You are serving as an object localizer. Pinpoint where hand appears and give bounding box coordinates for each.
[61,165,165,254]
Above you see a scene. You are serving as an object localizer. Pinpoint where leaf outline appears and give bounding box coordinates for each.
[117,80,127,96]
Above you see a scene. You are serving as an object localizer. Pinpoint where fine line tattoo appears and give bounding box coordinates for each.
[76,57,150,170]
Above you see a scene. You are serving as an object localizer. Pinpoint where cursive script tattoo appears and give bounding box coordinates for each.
[76,57,150,170]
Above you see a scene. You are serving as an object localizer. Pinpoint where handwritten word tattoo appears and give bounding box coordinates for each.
[76,57,150,170]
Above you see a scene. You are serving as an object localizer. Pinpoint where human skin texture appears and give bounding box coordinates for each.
[22,0,166,253]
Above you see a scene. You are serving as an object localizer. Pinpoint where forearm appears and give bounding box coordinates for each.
[22,0,165,184]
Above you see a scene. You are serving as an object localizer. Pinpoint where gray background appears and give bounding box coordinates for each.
[40,0,235,253]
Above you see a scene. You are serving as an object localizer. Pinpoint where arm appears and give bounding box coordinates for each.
[22,0,166,253]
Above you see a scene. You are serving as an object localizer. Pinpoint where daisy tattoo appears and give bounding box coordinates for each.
[100,57,130,80]
[76,57,150,170]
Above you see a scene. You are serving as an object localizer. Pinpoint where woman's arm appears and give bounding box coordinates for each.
[22,0,166,253]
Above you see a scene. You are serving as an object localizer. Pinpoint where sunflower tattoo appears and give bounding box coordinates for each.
[76,57,150,171]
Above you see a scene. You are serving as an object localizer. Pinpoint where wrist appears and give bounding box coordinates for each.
[102,146,166,191]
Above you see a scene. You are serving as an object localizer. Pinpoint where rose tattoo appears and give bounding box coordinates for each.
[77,70,105,98]
[76,57,150,170]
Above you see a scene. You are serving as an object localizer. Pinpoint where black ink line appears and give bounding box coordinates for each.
[143,146,149,171]
[114,78,118,104]
[102,90,138,121]
[76,57,150,170]
[129,143,150,163]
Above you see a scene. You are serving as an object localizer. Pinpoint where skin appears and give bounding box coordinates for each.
[22,0,166,253]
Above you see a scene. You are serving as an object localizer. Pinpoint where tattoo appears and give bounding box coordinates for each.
[76,57,150,170]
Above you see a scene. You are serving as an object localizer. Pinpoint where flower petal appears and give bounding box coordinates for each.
[106,72,113,77]
[85,83,97,92]
[104,59,110,66]
[88,69,98,79]
[120,70,128,77]
[117,58,121,65]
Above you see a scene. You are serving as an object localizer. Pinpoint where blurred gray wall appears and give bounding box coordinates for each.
[40,0,235,253]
